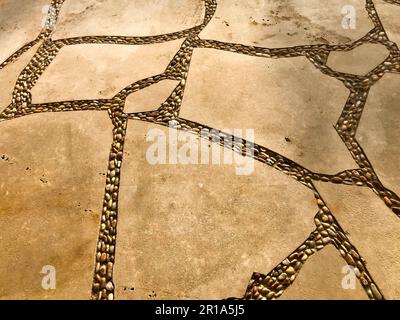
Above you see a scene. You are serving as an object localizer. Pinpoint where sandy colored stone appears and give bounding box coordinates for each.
[31,40,184,103]
[375,0,400,47]
[358,73,400,196]
[114,121,318,300]
[52,0,205,40]
[124,80,179,113]
[0,42,41,111]
[283,245,367,300]
[0,0,48,63]
[199,0,374,47]
[0,0,399,302]
[0,111,112,299]
[316,183,400,299]
[327,44,389,75]
[180,48,355,174]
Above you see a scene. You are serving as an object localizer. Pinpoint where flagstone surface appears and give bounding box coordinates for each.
[0,0,399,300]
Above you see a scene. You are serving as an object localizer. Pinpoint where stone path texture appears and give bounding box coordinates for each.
[0,0,399,300]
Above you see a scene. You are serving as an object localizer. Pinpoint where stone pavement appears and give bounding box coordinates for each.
[0,0,399,300]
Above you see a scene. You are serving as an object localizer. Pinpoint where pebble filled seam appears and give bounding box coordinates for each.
[0,0,399,300]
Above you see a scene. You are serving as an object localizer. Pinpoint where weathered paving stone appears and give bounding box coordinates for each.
[124,80,179,114]
[327,44,389,75]
[316,183,400,299]
[358,74,400,196]
[374,0,400,47]
[0,0,48,62]
[0,43,41,111]
[0,112,112,299]
[31,40,184,103]
[114,121,317,299]
[283,245,367,300]
[1,0,400,301]
[180,49,355,174]
[199,0,374,47]
[52,0,205,40]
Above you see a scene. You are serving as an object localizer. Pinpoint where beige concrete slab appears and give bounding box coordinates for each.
[199,0,374,47]
[0,112,112,299]
[0,0,48,63]
[114,120,318,300]
[31,40,184,103]
[0,0,399,301]
[358,73,400,196]
[327,44,389,75]
[375,0,400,47]
[124,80,179,113]
[180,49,355,174]
[316,183,400,299]
[283,245,368,300]
[0,42,41,111]
[52,0,205,40]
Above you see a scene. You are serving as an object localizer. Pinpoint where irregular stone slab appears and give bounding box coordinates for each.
[180,49,355,174]
[375,0,400,47]
[358,73,400,196]
[0,42,41,112]
[0,0,48,63]
[316,183,400,299]
[114,121,318,300]
[124,80,179,113]
[52,0,205,40]
[0,112,112,299]
[199,0,374,47]
[327,44,389,75]
[283,245,367,299]
[31,40,183,103]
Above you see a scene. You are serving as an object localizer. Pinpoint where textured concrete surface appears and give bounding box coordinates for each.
[125,80,179,113]
[375,0,400,47]
[0,0,400,301]
[199,0,374,47]
[52,0,205,39]
[358,73,400,196]
[0,0,48,62]
[31,41,184,102]
[179,49,355,174]
[0,112,112,299]
[283,245,367,300]
[114,121,317,300]
[0,43,41,110]
[327,43,389,75]
[316,183,400,299]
